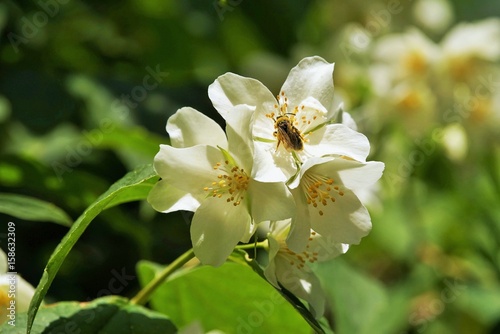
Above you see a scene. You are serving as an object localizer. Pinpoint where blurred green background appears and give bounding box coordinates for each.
[1,0,500,333]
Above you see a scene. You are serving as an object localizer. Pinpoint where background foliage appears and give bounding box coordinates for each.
[1,0,500,333]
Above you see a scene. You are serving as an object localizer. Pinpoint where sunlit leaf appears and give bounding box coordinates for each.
[315,259,408,334]
[1,296,176,333]
[136,259,313,334]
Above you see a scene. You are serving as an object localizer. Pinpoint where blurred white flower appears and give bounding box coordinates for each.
[413,0,454,34]
[0,249,35,324]
[440,18,500,81]
[441,18,500,62]
[440,123,468,162]
[371,28,440,83]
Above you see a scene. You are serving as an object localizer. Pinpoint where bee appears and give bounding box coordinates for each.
[274,114,305,151]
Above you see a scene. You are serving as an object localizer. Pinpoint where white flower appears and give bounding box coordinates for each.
[440,19,500,81]
[0,249,35,324]
[208,56,370,182]
[371,28,440,85]
[287,156,385,252]
[441,18,500,62]
[440,123,468,162]
[412,0,454,34]
[148,107,295,266]
[264,219,348,318]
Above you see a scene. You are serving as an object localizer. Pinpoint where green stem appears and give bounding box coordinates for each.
[236,240,268,251]
[130,248,195,305]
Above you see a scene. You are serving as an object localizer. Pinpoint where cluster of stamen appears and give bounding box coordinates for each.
[302,173,344,216]
[265,91,295,120]
[280,231,319,269]
[299,110,318,126]
[203,161,250,206]
[265,91,319,129]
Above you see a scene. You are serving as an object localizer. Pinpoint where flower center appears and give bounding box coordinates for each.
[266,91,319,130]
[279,231,319,270]
[203,160,250,206]
[302,172,344,216]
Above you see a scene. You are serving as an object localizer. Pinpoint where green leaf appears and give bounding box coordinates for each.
[27,164,158,334]
[1,296,176,334]
[0,193,72,227]
[456,285,500,325]
[315,259,409,334]
[231,249,327,333]
[136,260,312,334]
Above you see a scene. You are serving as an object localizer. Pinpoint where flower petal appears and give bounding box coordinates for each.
[0,274,35,311]
[224,104,255,169]
[308,189,372,244]
[153,145,222,198]
[288,156,334,189]
[274,256,326,318]
[305,124,370,162]
[263,236,281,288]
[166,107,228,148]
[251,141,295,183]
[281,56,335,112]
[208,72,276,118]
[295,97,329,133]
[286,191,313,252]
[340,111,358,130]
[314,159,385,191]
[147,179,200,213]
[191,197,252,266]
[308,235,350,262]
[248,179,295,223]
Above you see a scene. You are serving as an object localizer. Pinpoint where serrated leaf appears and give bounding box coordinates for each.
[136,260,312,334]
[1,296,176,334]
[26,164,158,334]
[0,193,72,227]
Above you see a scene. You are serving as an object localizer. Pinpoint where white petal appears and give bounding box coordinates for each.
[341,111,358,131]
[147,179,200,213]
[286,190,313,253]
[166,107,228,148]
[308,190,372,244]
[274,256,326,318]
[253,108,276,141]
[248,180,295,223]
[0,274,35,312]
[191,197,251,266]
[288,156,334,189]
[308,235,350,262]
[305,124,370,162]
[281,56,335,112]
[225,105,255,169]
[239,222,257,244]
[314,159,385,191]
[208,72,276,118]
[153,145,222,197]
[295,97,328,133]
[263,236,281,288]
[251,141,294,183]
